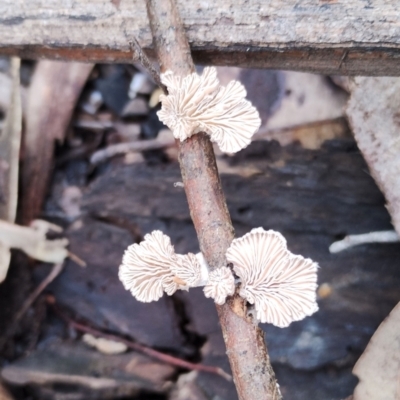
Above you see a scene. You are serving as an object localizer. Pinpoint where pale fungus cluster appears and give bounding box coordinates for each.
[119,230,209,302]
[119,68,319,328]
[119,228,319,328]
[157,66,261,153]
[226,228,318,327]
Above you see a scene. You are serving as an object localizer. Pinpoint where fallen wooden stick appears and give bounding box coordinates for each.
[0,263,64,351]
[2,1,400,75]
[329,231,399,253]
[90,131,175,165]
[49,298,231,381]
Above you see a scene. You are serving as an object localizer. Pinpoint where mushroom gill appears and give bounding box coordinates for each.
[203,266,235,305]
[157,66,261,153]
[226,227,319,327]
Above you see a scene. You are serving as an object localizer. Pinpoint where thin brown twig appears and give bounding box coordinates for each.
[90,134,175,165]
[0,262,64,350]
[49,299,231,381]
[145,1,281,399]
[67,251,87,267]
[129,38,167,94]
[15,263,64,322]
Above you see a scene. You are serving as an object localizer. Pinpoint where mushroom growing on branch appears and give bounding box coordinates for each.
[203,266,235,305]
[157,66,261,153]
[119,230,209,302]
[173,252,209,288]
[226,228,319,328]
[119,228,319,328]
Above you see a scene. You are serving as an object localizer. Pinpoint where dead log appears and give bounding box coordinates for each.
[1,0,400,75]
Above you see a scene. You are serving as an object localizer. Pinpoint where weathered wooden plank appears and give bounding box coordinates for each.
[1,0,400,75]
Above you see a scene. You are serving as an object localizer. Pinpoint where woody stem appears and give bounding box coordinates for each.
[145,1,281,399]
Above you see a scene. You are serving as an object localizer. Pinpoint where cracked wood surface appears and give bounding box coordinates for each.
[1,0,400,75]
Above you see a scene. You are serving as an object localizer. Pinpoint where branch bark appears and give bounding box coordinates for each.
[146,1,281,399]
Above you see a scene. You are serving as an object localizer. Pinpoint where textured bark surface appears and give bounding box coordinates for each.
[146,1,280,399]
[20,61,93,224]
[179,133,234,270]
[346,78,400,236]
[1,0,400,75]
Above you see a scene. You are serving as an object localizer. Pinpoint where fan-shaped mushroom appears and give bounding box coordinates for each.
[203,266,235,305]
[119,230,180,302]
[157,67,261,153]
[226,228,318,327]
[173,252,209,288]
[119,231,210,302]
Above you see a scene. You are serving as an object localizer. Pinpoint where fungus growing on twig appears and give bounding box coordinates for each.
[226,228,319,327]
[119,230,209,302]
[203,266,235,305]
[119,228,318,327]
[119,231,181,302]
[157,67,261,153]
[173,252,209,288]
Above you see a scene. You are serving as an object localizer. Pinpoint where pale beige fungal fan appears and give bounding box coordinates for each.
[173,252,209,288]
[157,67,261,153]
[119,230,209,302]
[226,228,319,327]
[203,266,235,305]
[119,231,179,302]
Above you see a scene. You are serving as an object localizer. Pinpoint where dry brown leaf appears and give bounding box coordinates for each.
[0,57,22,282]
[0,57,21,222]
[0,220,68,282]
[0,243,11,283]
[21,61,93,224]
[353,301,400,400]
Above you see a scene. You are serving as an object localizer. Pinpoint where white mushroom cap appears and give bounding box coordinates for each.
[226,228,318,327]
[203,266,235,305]
[118,230,180,302]
[157,67,261,153]
[119,231,212,302]
[172,252,210,288]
